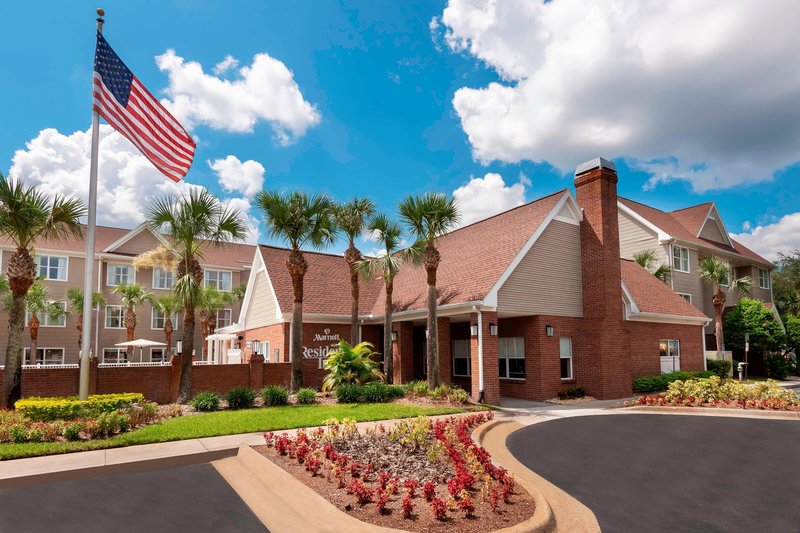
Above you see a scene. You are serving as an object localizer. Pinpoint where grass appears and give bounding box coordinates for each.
[0,403,479,461]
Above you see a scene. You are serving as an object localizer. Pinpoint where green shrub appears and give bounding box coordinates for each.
[262,385,290,406]
[62,421,85,441]
[386,384,406,399]
[226,387,256,410]
[362,382,394,403]
[705,359,732,379]
[663,376,799,404]
[447,387,470,404]
[190,391,221,412]
[402,380,429,396]
[632,370,714,393]
[335,383,362,403]
[558,386,586,400]
[15,393,146,421]
[765,354,792,380]
[322,340,384,391]
[295,388,317,405]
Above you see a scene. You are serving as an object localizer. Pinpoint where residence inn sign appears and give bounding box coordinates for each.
[302,329,340,360]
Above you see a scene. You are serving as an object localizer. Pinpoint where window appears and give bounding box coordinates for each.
[151,308,179,330]
[204,270,232,291]
[24,347,64,365]
[36,255,68,281]
[672,246,689,273]
[26,300,67,327]
[559,337,573,380]
[102,348,127,363]
[759,268,770,290]
[676,293,692,304]
[216,309,232,328]
[107,263,134,286]
[659,339,680,358]
[105,305,124,329]
[498,337,525,379]
[152,268,175,289]
[150,347,169,362]
[720,263,731,286]
[452,339,471,377]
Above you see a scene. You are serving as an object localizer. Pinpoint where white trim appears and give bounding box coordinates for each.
[627,311,710,326]
[151,267,175,290]
[204,268,233,292]
[106,262,136,287]
[216,308,233,329]
[35,254,69,282]
[23,346,66,365]
[621,283,640,315]
[697,204,734,248]
[559,336,573,381]
[101,347,128,364]
[104,305,126,329]
[101,222,170,253]
[617,202,671,241]
[672,245,690,273]
[451,338,471,377]
[758,268,770,290]
[237,247,282,330]
[26,300,68,328]
[149,346,169,362]
[359,301,490,324]
[151,308,179,330]
[676,292,692,304]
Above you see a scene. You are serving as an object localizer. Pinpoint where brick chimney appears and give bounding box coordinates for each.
[574,157,632,398]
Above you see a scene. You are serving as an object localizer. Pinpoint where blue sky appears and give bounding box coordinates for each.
[1,1,798,258]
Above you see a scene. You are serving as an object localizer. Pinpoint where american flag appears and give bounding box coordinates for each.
[93,32,195,182]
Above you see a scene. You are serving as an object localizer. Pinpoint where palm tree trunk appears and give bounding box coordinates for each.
[164,319,174,356]
[423,244,441,389]
[29,316,40,365]
[287,249,308,391]
[178,305,194,403]
[76,323,83,353]
[383,279,393,384]
[199,313,209,358]
[714,302,724,355]
[2,293,27,408]
[345,245,361,344]
[125,308,136,359]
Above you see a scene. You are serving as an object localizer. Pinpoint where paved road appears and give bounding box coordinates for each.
[508,414,800,533]
[0,463,266,532]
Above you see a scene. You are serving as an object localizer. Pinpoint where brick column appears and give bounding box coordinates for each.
[169,354,182,402]
[470,311,500,405]
[437,317,452,384]
[393,321,413,383]
[249,353,265,391]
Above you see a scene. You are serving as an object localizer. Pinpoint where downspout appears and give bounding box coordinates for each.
[95,257,102,360]
[702,324,708,371]
[473,305,484,403]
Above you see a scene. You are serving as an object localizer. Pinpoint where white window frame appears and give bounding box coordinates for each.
[498,337,525,380]
[659,339,680,358]
[151,308,179,330]
[102,347,128,364]
[105,305,125,329]
[152,268,175,290]
[676,292,692,304]
[36,254,68,281]
[24,347,65,366]
[204,269,233,292]
[759,268,770,290]
[559,337,573,381]
[720,262,731,287]
[672,246,690,273]
[106,263,135,287]
[150,347,169,362]
[452,339,471,377]
[216,308,233,329]
[26,300,67,328]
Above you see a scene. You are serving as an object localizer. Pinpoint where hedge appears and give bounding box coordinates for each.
[14,393,146,422]
[632,371,714,393]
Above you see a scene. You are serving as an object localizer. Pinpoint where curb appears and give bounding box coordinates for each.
[623,406,800,420]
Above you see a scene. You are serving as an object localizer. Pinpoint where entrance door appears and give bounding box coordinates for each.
[412,326,426,380]
[659,339,680,373]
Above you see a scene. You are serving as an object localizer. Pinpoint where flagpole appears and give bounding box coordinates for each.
[79,8,105,400]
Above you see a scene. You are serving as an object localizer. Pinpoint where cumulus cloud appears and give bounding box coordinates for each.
[155,49,320,145]
[731,213,800,261]
[452,172,528,226]
[209,155,265,197]
[213,55,239,75]
[439,0,800,192]
[223,197,261,245]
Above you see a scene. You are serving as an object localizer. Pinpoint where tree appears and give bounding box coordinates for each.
[698,256,752,355]
[112,283,152,357]
[65,288,106,353]
[633,249,671,282]
[357,214,404,383]
[773,250,800,316]
[255,190,337,390]
[23,283,67,365]
[145,189,247,402]
[0,174,84,407]
[724,298,785,355]
[784,314,800,356]
[198,286,232,354]
[152,295,181,356]
[399,193,460,389]
[335,197,375,344]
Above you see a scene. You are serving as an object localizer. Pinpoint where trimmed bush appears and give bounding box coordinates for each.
[558,386,586,400]
[190,391,221,412]
[362,382,393,403]
[386,384,406,399]
[632,370,713,393]
[335,383,362,403]
[403,380,429,396]
[226,387,256,410]
[765,354,792,380]
[663,376,799,404]
[15,393,146,421]
[706,359,732,379]
[295,388,317,405]
[262,385,290,406]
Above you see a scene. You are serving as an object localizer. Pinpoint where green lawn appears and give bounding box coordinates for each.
[0,403,477,461]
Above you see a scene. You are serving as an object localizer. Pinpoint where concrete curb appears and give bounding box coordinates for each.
[623,406,800,420]
[472,420,600,533]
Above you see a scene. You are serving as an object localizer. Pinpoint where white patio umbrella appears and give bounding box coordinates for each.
[115,339,167,363]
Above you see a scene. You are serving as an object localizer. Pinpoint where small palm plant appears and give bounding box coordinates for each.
[23,283,67,365]
[112,283,152,358]
[633,249,671,283]
[65,288,106,354]
[698,256,752,355]
[198,286,232,355]
[322,340,385,392]
[152,295,181,356]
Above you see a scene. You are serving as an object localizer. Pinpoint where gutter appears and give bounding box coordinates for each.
[473,305,484,403]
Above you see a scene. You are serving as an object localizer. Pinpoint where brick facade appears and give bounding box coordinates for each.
[628,322,704,378]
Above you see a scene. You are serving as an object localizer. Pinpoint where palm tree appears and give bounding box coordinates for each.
[357,214,404,383]
[112,283,152,357]
[24,283,67,365]
[698,256,753,355]
[399,193,460,389]
[230,282,247,303]
[255,190,337,390]
[633,249,671,283]
[198,286,232,355]
[152,295,181,356]
[145,189,247,402]
[65,288,106,354]
[335,197,376,344]
[0,173,84,407]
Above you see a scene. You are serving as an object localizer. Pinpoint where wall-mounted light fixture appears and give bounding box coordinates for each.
[489,323,498,336]
[391,331,397,342]
[470,324,479,336]
[546,325,554,337]
[176,340,183,355]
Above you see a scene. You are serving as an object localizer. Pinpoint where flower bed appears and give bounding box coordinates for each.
[256,412,534,532]
[631,376,800,411]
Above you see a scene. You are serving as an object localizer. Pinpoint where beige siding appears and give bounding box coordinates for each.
[497,220,583,317]
[699,218,727,244]
[245,270,280,328]
[109,229,162,255]
[618,211,665,262]
[742,265,773,303]
[672,246,704,310]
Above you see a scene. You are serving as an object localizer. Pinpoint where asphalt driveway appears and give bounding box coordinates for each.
[508,414,800,533]
[0,463,266,532]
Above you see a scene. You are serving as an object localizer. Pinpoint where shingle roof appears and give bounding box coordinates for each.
[620,259,708,319]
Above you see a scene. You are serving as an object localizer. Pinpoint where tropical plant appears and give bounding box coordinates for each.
[773,250,800,316]
[698,256,752,355]
[152,294,181,356]
[112,283,152,357]
[145,189,247,402]
[335,197,376,344]
[256,190,337,390]
[0,173,85,407]
[399,193,460,388]
[633,249,671,282]
[198,286,233,355]
[230,282,247,302]
[22,283,67,365]
[723,298,785,356]
[357,214,404,383]
[65,288,106,353]
[322,340,384,392]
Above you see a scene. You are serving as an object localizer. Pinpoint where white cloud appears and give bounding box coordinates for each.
[223,197,261,245]
[213,55,240,75]
[155,49,321,145]
[731,213,800,261]
[209,155,265,197]
[439,0,800,192]
[452,172,528,226]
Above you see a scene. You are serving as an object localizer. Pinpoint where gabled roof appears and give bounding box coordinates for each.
[101,223,170,253]
[620,260,708,321]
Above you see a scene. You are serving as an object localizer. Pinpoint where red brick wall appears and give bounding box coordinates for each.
[263,363,293,387]
[96,366,172,403]
[450,322,471,391]
[393,322,414,383]
[191,364,251,396]
[0,367,81,398]
[437,317,452,385]
[628,322,704,378]
[242,323,288,363]
[470,311,500,405]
